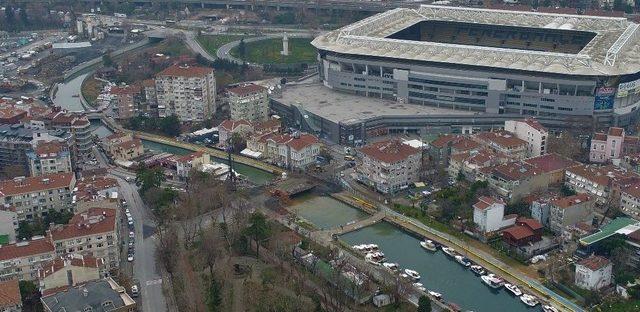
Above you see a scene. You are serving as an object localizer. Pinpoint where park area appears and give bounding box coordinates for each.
[231,37,317,64]
[196,34,248,56]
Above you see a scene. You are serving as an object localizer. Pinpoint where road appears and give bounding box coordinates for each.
[215,33,315,65]
[112,172,168,312]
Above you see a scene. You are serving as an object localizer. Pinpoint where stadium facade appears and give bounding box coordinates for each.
[286,6,640,144]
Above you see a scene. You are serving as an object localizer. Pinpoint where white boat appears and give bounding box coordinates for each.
[470,265,486,275]
[428,291,442,301]
[455,255,471,267]
[481,275,503,289]
[414,283,426,292]
[420,239,437,252]
[542,305,559,312]
[442,247,457,257]
[520,294,539,307]
[504,283,522,296]
[382,262,399,272]
[365,252,385,264]
[404,269,421,281]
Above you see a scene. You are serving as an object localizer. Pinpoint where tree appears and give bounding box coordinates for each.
[19,6,28,26]
[238,39,247,58]
[548,132,583,161]
[244,212,271,257]
[102,53,114,67]
[229,132,246,153]
[159,114,181,137]
[417,295,432,312]
[136,166,165,194]
[156,225,179,279]
[206,279,222,312]
[19,280,42,310]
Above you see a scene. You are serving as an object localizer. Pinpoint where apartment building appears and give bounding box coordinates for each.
[0,124,69,177]
[473,130,528,159]
[448,148,507,181]
[37,255,104,293]
[504,118,548,157]
[261,133,320,169]
[175,151,211,179]
[0,107,27,125]
[41,277,137,312]
[155,65,216,122]
[103,132,144,162]
[0,236,56,281]
[0,279,21,312]
[50,208,119,269]
[45,112,92,158]
[74,176,120,213]
[575,255,612,291]
[228,83,269,122]
[0,173,76,221]
[549,193,595,234]
[141,79,160,117]
[620,183,640,219]
[358,139,421,194]
[0,205,18,244]
[590,127,640,163]
[110,85,141,120]
[565,164,639,203]
[473,196,516,234]
[217,119,253,148]
[26,140,73,177]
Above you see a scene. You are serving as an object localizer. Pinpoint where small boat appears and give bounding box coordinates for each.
[365,252,385,264]
[504,283,523,296]
[382,262,399,272]
[413,282,426,292]
[481,274,503,289]
[520,294,539,307]
[455,255,471,267]
[442,247,457,257]
[404,269,421,281]
[72,94,80,98]
[470,265,486,275]
[420,239,437,252]
[428,290,442,301]
[542,305,559,312]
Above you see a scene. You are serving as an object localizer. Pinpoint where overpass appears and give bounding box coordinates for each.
[10,0,427,13]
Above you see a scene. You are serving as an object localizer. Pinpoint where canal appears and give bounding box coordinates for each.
[294,196,540,312]
[52,73,89,112]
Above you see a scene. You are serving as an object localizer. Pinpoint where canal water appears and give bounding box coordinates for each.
[292,196,540,312]
[289,195,368,230]
[52,73,89,112]
[141,139,274,185]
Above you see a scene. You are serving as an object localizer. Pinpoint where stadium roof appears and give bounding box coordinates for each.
[579,217,640,246]
[312,5,640,76]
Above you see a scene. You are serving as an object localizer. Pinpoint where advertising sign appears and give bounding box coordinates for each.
[594,87,616,110]
[617,78,640,98]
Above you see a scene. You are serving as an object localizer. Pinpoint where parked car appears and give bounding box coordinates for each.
[131,285,139,297]
[127,254,134,262]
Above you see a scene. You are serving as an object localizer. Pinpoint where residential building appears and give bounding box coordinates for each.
[448,148,506,181]
[50,208,120,269]
[0,124,69,177]
[590,127,640,163]
[549,193,595,234]
[141,79,159,117]
[103,133,144,162]
[264,133,321,169]
[427,134,464,168]
[504,118,548,157]
[0,236,56,281]
[217,119,253,148]
[501,217,543,247]
[0,173,76,221]
[530,198,552,228]
[523,153,580,184]
[574,255,612,291]
[0,205,18,244]
[620,183,640,219]
[358,139,421,194]
[472,196,516,234]
[473,131,528,159]
[41,277,137,312]
[110,85,141,120]
[46,112,92,158]
[0,107,27,125]
[26,140,73,177]
[478,161,547,202]
[74,176,120,213]
[175,151,211,179]
[37,255,104,293]
[228,83,269,122]
[565,164,639,203]
[0,279,21,312]
[155,65,216,122]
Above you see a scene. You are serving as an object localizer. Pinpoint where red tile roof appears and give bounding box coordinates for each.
[623,183,640,199]
[266,133,319,151]
[0,279,21,308]
[218,119,252,132]
[110,85,141,95]
[75,176,118,201]
[608,127,624,137]
[473,196,504,210]
[51,208,117,241]
[0,237,55,261]
[360,139,420,164]
[105,132,129,141]
[475,131,527,148]
[38,255,103,279]
[524,153,580,173]
[0,173,74,196]
[521,118,547,133]
[451,138,480,152]
[0,107,27,120]
[116,138,142,150]
[592,133,607,141]
[35,140,66,156]
[566,165,637,187]
[487,161,542,181]
[578,255,610,271]
[175,151,205,163]
[142,79,155,88]
[502,225,534,240]
[516,217,543,231]
[227,83,266,96]
[550,193,592,209]
[429,134,461,149]
[157,64,213,78]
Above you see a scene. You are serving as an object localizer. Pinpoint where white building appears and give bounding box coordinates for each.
[621,183,640,219]
[549,193,595,234]
[0,173,76,221]
[0,236,56,281]
[26,140,73,177]
[175,151,211,180]
[575,255,612,291]
[473,196,516,234]
[357,139,421,194]
[504,118,548,157]
[0,204,18,244]
[155,65,216,122]
[263,133,321,169]
[228,84,269,122]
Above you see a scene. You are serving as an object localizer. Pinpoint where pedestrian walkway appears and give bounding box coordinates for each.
[317,211,385,238]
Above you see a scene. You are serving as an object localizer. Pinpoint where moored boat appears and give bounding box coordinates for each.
[470,265,486,275]
[428,290,442,301]
[420,239,437,251]
[413,282,426,292]
[404,269,421,281]
[481,274,503,289]
[382,262,399,272]
[455,255,471,267]
[504,283,523,296]
[542,304,559,312]
[365,252,385,264]
[442,247,457,257]
[520,294,539,307]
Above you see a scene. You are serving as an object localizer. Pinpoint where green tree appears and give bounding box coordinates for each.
[159,114,181,137]
[244,212,271,257]
[102,54,114,67]
[136,166,165,194]
[417,295,432,312]
[4,6,16,31]
[229,132,246,153]
[206,279,222,312]
[238,38,246,58]
[19,6,28,26]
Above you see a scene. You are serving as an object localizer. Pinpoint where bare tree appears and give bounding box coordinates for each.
[156,225,180,280]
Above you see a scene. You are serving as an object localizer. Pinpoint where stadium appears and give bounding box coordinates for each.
[272,6,640,145]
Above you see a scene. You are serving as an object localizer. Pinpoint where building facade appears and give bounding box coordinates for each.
[357,139,421,194]
[111,85,141,120]
[549,193,595,234]
[0,236,56,281]
[26,141,73,177]
[472,196,516,234]
[155,65,216,122]
[228,84,269,122]
[575,255,612,291]
[504,118,548,157]
[0,173,76,221]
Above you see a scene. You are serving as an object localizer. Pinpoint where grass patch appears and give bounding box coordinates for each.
[595,300,640,312]
[196,34,247,56]
[80,75,104,107]
[392,204,466,240]
[231,37,316,64]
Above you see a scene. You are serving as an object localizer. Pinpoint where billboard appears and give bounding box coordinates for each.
[617,78,640,98]
[594,87,616,110]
